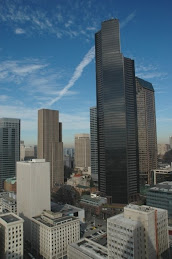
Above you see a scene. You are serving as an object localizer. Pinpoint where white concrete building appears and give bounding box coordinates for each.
[0,212,24,258]
[17,159,51,241]
[68,238,108,259]
[107,204,169,259]
[31,210,80,259]
[0,192,17,214]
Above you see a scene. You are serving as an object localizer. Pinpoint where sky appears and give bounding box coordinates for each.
[0,0,172,147]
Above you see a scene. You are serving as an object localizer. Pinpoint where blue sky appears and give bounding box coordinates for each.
[0,0,172,146]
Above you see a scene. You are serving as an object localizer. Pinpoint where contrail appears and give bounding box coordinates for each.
[48,46,95,106]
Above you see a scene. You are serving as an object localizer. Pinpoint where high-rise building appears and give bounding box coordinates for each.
[0,212,24,258]
[136,77,157,184]
[95,19,139,203]
[17,159,51,241]
[32,210,80,259]
[169,136,172,149]
[107,204,169,258]
[37,109,64,189]
[0,118,20,190]
[90,107,98,184]
[74,134,91,169]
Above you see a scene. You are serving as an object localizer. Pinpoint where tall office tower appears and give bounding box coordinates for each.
[74,134,91,169]
[95,19,139,203]
[17,159,51,241]
[169,136,172,149]
[107,204,169,258]
[38,109,64,189]
[0,213,24,258]
[136,77,157,184]
[90,107,98,184]
[0,118,20,190]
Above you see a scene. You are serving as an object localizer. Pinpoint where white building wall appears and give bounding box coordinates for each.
[0,213,24,259]
[17,159,51,241]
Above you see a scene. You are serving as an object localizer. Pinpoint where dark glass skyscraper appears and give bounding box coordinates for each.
[0,118,20,190]
[95,19,139,204]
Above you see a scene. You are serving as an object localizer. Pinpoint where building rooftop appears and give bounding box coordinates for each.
[5,177,16,185]
[51,202,83,215]
[32,211,78,228]
[0,213,20,223]
[126,204,154,213]
[136,77,154,92]
[150,181,172,193]
[108,213,142,227]
[70,238,108,259]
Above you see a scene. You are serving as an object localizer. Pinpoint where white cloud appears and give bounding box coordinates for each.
[15,28,25,34]
[0,95,9,102]
[120,11,136,28]
[136,72,167,79]
[48,46,95,106]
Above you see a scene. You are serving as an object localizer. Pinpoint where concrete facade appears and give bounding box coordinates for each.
[37,109,64,189]
[17,159,51,241]
[32,210,80,259]
[107,204,169,259]
[75,134,91,169]
[0,213,24,259]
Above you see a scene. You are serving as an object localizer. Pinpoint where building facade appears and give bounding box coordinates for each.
[0,213,24,259]
[32,210,80,259]
[74,134,91,169]
[136,77,157,184]
[17,159,51,241]
[38,109,64,189]
[107,204,169,259]
[95,19,139,203]
[0,118,20,190]
[90,107,98,184]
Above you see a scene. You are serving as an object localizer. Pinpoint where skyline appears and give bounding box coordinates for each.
[0,0,172,146]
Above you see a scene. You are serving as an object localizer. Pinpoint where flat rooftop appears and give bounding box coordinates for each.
[51,202,83,214]
[150,181,172,193]
[70,238,108,259]
[0,214,20,223]
[32,214,77,228]
[108,213,142,227]
[126,204,154,213]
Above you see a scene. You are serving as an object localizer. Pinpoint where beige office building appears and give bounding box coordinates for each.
[32,210,80,259]
[17,159,51,241]
[0,213,24,258]
[75,134,91,169]
[136,77,157,184]
[38,109,64,189]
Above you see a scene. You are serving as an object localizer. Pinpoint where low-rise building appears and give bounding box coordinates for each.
[51,202,85,223]
[0,192,17,214]
[31,210,80,259]
[150,168,172,185]
[80,195,107,216]
[107,204,169,259]
[147,181,172,223]
[0,212,24,258]
[68,238,108,259]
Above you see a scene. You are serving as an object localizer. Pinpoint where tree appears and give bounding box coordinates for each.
[51,185,80,206]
